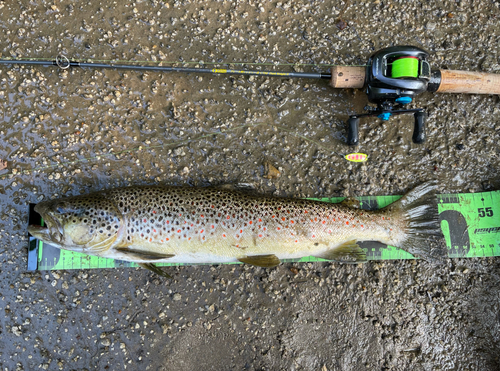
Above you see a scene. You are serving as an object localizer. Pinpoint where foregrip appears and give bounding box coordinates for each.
[330,66,366,89]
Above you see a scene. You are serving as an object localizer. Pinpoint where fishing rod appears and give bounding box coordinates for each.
[2,46,500,146]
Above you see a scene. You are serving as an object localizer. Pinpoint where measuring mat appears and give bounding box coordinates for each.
[27,191,500,272]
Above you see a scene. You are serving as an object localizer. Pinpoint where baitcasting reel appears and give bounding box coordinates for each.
[347,46,436,145]
[330,44,500,145]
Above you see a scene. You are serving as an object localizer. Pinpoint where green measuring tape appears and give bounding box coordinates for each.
[27,190,500,272]
[392,56,419,78]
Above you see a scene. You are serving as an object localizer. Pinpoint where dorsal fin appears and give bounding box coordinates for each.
[215,183,258,193]
[340,198,361,209]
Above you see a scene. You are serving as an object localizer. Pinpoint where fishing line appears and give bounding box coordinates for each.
[270,124,368,162]
[0,122,364,179]
[2,124,266,178]
[0,53,372,170]
[391,57,419,78]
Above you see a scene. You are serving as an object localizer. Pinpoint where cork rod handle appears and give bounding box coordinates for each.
[436,70,500,94]
[330,66,366,89]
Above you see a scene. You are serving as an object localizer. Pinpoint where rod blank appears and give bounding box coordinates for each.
[0,58,332,80]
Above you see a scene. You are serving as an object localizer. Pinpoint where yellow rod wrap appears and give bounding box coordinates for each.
[211,68,291,76]
[391,57,419,78]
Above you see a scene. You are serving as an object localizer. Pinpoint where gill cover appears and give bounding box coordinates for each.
[32,193,125,255]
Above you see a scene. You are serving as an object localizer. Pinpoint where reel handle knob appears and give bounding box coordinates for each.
[412,111,426,143]
[347,117,360,146]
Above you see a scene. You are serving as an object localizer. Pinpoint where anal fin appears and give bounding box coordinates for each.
[314,240,367,263]
[115,247,175,261]
[238,254,280,268]
[138,263,173,279]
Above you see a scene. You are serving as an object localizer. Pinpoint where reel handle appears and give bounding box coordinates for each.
[347,117,360,146]
[412,111,426,143]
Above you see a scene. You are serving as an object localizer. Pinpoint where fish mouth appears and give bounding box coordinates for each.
[27,224,51,240]
[28,207,64,244]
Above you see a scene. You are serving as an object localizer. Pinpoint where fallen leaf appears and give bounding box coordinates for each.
[263,160,280,179]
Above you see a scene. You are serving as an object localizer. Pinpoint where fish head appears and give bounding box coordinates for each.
[28,194,125,255]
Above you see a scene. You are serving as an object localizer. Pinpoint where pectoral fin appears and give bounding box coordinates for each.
[238,254,280,268]
[86,234,120,255]
[138,263,173,279]
[115,247,175,261]
[314,240,367,263]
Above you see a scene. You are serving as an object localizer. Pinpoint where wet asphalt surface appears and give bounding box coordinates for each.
[1,0,500,370]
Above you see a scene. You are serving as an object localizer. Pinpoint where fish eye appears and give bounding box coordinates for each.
[55,202,84,215]
[55,202,69,214]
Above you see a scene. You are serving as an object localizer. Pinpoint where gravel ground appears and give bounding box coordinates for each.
[1,0,500,370]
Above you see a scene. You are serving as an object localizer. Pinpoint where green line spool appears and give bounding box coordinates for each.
[391,56,419,78]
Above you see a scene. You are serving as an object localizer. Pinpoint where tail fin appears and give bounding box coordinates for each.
[384,181,445,261]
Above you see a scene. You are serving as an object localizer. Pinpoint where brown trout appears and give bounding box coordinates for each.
[28,183,442,275]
